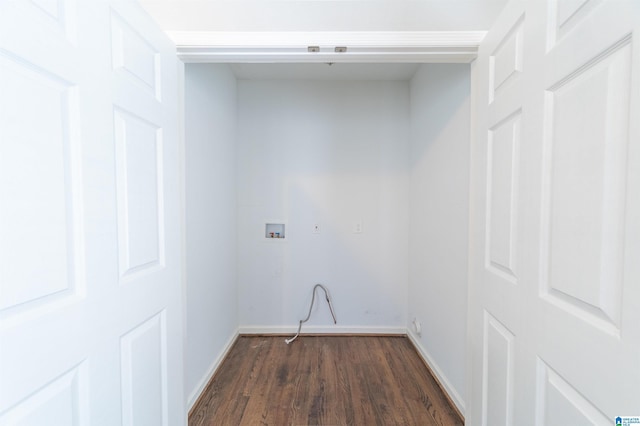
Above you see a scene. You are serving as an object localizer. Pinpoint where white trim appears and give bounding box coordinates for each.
[176,58,189,416]
[466,56,479,422]
[169,31,486,63]
[187,330,239,412]
[239,325,406,335]
[407,329,466,416]
[170,31,487,47]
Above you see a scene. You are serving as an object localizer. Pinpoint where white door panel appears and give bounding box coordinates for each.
[469,1,528,424]
[469,0,640,424]
[533,0,639,417]
[0,1,184,425]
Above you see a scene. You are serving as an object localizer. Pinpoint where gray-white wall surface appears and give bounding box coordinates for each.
[408,63,471,412]
[236,80,410,333]
[184,64,238,407]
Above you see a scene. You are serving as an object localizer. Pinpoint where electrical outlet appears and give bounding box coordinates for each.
[413,318,422,336]
[313,223,320,234]
[354,220,363,234]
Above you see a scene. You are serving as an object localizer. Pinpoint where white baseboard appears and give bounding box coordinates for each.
[407,330,466,416]
[187,329,239,412]
[238,325,406,335]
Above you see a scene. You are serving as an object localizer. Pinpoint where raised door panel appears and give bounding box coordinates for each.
[120,312,168,426]
[0,52,84,317]
[541,39,631,334]
[482,312,515,426]
[486,111,521,283]
[114,108,165,281]
[489,17,524,104]
[535,360,609,425]
[1,0,76,47]
[547,0,603,50]
[0,363,88,425]
[110,9,161,101]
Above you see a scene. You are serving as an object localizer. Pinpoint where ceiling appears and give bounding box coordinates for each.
[230,62,421,80]
[140,0,508,33]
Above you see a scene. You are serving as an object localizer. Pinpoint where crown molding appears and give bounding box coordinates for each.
[169,31,486,63]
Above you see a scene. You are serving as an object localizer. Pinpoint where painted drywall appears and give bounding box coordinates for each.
[184,64,238,407]
[408,64,470,413]
[236,80,410,333]
[140,0,508,32]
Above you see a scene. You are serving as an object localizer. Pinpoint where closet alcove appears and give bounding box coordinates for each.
[184,61,470,411]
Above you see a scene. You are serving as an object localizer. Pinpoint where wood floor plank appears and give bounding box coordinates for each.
[189,336,464,426]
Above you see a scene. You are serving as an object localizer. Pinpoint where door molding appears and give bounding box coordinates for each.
[169,31,486,63]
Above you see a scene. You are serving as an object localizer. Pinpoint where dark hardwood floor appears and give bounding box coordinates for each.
[189,335,464,426]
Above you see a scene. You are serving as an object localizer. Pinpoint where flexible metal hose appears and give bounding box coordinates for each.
[285,284,337,344]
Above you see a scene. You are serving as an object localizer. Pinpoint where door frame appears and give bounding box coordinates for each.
[174,31,484,418]
[170,31,485,63]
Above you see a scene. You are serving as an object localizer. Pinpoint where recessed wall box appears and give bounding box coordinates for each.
[265,223,285,239]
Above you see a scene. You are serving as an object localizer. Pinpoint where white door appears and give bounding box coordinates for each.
[0,1,184,425]
[468,0,640,424]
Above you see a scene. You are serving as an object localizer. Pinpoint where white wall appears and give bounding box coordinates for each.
[236,80,410,333]
[184,64,238,407]
[140,0,507,33]
[408,64,470,413]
